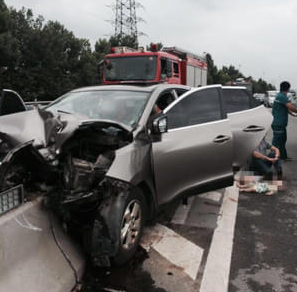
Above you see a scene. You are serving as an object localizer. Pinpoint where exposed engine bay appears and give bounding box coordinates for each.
[59,125,124,202]
[0,109,134,266]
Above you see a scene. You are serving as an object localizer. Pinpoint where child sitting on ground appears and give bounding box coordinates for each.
[235,172,284,196]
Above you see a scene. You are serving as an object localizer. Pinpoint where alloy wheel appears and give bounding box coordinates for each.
[120,199,142,250]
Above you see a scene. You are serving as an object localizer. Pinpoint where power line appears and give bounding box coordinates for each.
[112,0,145,44]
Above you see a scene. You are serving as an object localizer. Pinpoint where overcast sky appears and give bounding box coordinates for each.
[4,0,297,88]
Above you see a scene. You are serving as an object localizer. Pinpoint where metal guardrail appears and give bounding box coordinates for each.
[25,101,51,106]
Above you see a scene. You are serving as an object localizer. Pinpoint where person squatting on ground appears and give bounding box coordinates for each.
[250,136,282,180]
[271,81,297,160]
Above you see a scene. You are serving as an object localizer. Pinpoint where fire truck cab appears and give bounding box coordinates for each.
[102,45,207,87]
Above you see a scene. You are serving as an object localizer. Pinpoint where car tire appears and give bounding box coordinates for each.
[112,187,147,266]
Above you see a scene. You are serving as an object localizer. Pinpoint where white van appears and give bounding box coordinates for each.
[288,89,297,106]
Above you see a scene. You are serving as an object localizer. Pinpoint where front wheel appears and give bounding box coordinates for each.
[113,188,146,265]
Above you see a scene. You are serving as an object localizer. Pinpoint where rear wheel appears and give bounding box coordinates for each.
[113,188,146,265]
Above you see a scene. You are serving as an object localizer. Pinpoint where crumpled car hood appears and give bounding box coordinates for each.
[0,108,133,150]
[0,109,56,148]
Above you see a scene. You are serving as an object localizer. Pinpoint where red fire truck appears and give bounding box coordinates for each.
[101,45,207,86]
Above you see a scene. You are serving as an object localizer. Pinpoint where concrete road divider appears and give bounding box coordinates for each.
[0,197,85,292]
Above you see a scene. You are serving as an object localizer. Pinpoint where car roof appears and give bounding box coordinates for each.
[70,84,190,94]
[222,86,248,90]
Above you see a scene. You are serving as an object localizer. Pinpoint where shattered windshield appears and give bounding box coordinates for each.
[46,90,150,127]
[105,56,157,81]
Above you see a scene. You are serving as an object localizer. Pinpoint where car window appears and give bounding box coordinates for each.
[167,88,222,130]
[251,95,263,108]
[46,90,150,127]
[175,88,190,97]
[173,62,179,77]
[156,91,175,110]
[166,59,172,77]
[222,89,250,113]
[105,56,157,81]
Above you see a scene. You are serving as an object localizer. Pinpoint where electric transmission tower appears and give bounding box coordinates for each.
[111,0,145,46]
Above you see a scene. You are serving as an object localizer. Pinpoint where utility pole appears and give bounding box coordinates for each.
[113,0,144,46]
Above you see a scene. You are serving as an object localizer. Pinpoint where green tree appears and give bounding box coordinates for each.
[252,78,275,93]
[0,0,19,72]
[109,34,138,49]
[0,0,9,33]
[1,0,276,100]
[1,5,97,100]
[206,53,218,84]
[216,70,231,85]
[94,37,110,62]
[221,65,242,81]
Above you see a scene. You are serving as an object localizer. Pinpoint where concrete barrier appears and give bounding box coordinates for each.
[0,197,85,292]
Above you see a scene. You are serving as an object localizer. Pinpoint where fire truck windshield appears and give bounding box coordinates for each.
[105,56,157,81]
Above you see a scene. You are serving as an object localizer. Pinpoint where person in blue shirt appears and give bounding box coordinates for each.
[272,81,297,160]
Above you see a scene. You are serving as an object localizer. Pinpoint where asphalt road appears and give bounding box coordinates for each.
[82,188,237,292]
[229,114,297,292]
[82,113,297,292]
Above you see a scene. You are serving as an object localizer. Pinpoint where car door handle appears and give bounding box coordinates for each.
[243,125,265,132]
[213,135,231,143]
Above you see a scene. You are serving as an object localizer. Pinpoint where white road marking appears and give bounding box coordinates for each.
[15,213,42,232]
[200,185,239,292]
[104,289,127,292]
[172,191,222,229]
[171,196,195,225]
[141,223,204,280]
[199,191,222,203]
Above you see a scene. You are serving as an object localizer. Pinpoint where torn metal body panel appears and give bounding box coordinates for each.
[0,140,51,192]
[0,109,63,149]
[88,182,131,267]
[0,102,147,266]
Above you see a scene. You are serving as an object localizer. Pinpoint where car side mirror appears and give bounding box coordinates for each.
[152,115,168,134]
[0,89,26,116]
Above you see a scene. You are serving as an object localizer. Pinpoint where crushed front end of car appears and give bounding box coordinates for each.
[0,108,135,266]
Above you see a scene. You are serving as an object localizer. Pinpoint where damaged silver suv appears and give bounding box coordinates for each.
[0,84,271,266]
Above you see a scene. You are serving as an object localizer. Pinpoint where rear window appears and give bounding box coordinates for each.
[222,89,250,113]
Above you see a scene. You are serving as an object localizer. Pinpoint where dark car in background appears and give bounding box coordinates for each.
[0,84,272,266]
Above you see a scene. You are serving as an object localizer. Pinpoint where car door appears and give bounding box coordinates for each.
[152,86,234,205]
[222,88,273,168]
